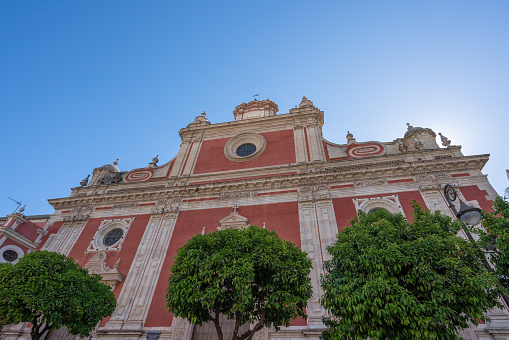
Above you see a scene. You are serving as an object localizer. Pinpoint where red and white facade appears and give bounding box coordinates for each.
[2,97,508,339]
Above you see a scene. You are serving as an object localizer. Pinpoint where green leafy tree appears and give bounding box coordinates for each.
[0,251,116,340]
[479,190,509,290]
[166,225,312,340]
[321,203,504,340]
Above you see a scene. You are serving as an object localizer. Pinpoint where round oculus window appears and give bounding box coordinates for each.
[3,250,18,262]
[103,228,124,247]
[236,143,256,157]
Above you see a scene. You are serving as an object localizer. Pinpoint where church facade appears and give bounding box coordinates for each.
[2,97,508,339]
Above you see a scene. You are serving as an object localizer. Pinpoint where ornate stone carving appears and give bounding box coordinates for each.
[414,138,423,150]
[84,252,124,289]
[99,172,122,185]
[63,214,90,222]
[187,111,211,127]
[397,138,407,152]
[171,317,193,340]
[147,332,161,340]
[435,172,450,179]
[353,195,404,215]
[86,218,134,253]
[438,132,451,147]
[80,174,90,187]
[113,203,137,209]
[72,205,93,212]
[218,191,257,200]
[354,179,388,187]
[419,184,439,192]
[218,206,249,230]
[417,174,433,180]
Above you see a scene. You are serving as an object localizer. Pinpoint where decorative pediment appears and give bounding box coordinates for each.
[84,252,125,289]
[218,207,249,230]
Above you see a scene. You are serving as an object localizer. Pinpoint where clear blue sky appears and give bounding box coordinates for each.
[1,1,508,216]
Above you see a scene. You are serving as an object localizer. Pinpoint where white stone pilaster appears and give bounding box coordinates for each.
[41,219,88,255]
[169,140,192,178]
[298,196,327,326]
[181,139,202,177]
[106,209,178,330]
[314,198,338,264]
[294,125,308,163]
[306,125,325,162]
[127,212,179,325]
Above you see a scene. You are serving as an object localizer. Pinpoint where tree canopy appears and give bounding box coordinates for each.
[165,225,313,340]
[0,251,116,340]
[479,191,509,290]
[321,202,504,340]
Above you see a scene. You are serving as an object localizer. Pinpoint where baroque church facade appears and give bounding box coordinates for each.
[1,97,508,339]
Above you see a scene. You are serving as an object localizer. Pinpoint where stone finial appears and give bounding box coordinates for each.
[113,159,119,166]
[438,133,451,147]
[80,174,90,187]
[189,111,210,126]
[299,96,314,108]
[263,222,266,229]
[18,204,26,213]
[346,131,356,145]
[406,123,413,130]
[202,226,206,235]
[152,155,159,165]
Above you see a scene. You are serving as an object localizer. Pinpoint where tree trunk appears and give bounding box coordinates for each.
[211,307,224,340]
[30,316,40,340]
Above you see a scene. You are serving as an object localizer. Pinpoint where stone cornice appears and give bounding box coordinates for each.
[47,153,489,210]
[0,226,39,250]
[179,110,324,138]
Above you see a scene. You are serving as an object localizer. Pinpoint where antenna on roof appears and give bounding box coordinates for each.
[8,197,22,214]
[253,94,260,100]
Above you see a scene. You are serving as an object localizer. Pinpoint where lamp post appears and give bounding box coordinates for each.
[443,184,482,226]
[443,184,509,308]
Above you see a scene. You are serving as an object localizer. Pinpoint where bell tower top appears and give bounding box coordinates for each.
[232,98,278,121]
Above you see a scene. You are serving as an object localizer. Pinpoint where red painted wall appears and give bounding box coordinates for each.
[145,201,303,327]
[193,129,296,174]
[460,185,494,212]
[51,215,151,327]
[14,221,41,242]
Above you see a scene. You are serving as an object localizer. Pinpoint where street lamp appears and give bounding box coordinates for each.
[443,184,482,226]
[443,184,509,308]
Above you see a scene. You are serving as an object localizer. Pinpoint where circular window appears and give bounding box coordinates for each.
[236,143,256,157]
[103,228,124,247]
[3,250,18,262]
[224,133,266,162]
